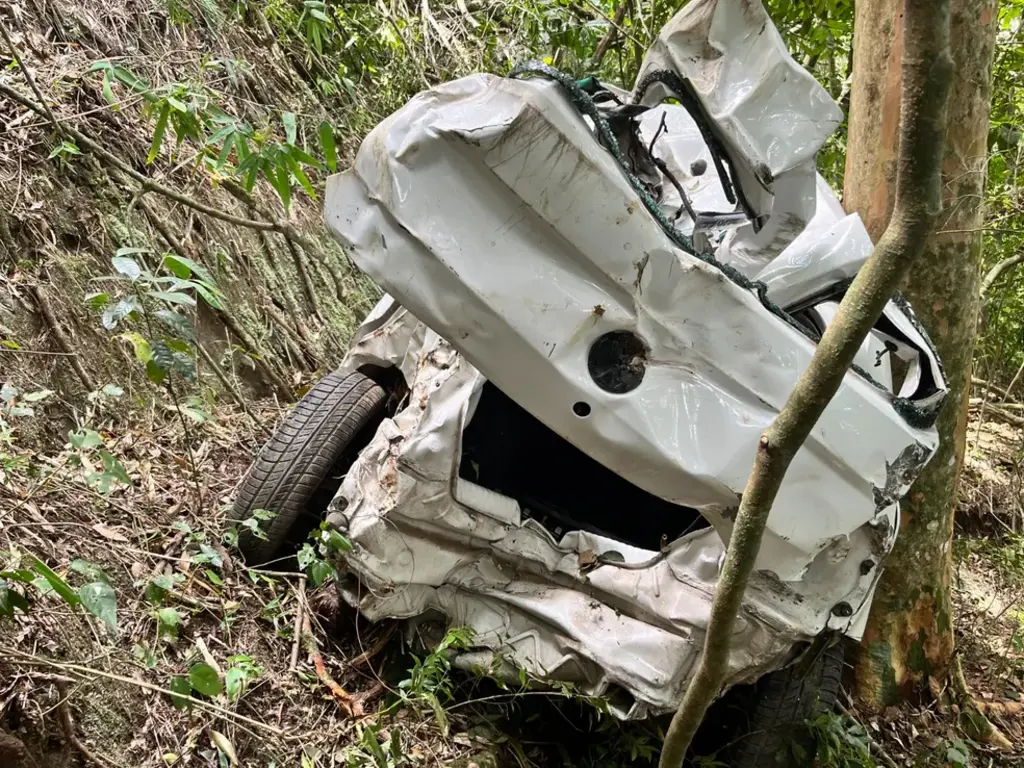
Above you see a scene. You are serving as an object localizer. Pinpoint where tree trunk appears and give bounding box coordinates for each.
[844,0,998,706]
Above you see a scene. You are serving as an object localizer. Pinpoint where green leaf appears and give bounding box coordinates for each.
[102,70,117,107]
[145,359,167,384]
[266,159,292,210]
[287,155,317,200]
[101,383,124,397]
[169,675,192,710]
[22,390,54,402]
[161,254,213,283]
[70,559,111,584]
[154,309,196,342]
[101,296,139,330]
[189,662,223,696]
[150,290,197,307]
[319,121,337,173]
[308,559,334,587]
[29,557,80,607]
[84,292,110,310]
[225,666,246,701]
[119,332,153,364]
[79,581,117,631]
[282,111,297,145]
[0,582,29,617]
[148,103,171,164]
[69,428,104,450]
[111,256,142,280]
[192,281,224,310]
[322,529,351,552]
[98,451,131,485]
[0,569,36,584]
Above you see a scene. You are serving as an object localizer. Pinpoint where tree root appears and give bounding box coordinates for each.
[948,657,1014,750]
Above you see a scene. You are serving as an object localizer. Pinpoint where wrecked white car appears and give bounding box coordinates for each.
[232,0,946,762]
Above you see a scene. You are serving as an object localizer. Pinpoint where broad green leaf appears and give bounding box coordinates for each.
[79,581,117,631]
[22,390,54,402]
[101,296,139,330]
[189,662,222,696]
[318,121,337,173]
[29,557,80,607]
[98,451,131,485]
[161,254,213,284]
[111,256,142,280]
[308,559,334,587]
[119,332,153,364]
[287,156,317,201]
[282,112,297,145]
[149,290,196,306]
[101,384,124,397]
[322,529,351,552]
[166,96,188,113]
[148,103,171,163]
[169,675,192,709]
[0,582,29,617]
[154,309,196,342]
[192,281,224,310]
[102,70,117,107]
[0,569,36,584]
[145,359,167,384]
[225,667,246,701]
[70,559,111,584]
[70,428,104,450]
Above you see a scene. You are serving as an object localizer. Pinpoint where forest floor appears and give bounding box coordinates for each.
[2,396,1024,768]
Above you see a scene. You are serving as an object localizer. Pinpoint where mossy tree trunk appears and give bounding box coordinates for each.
[844,0,998,706]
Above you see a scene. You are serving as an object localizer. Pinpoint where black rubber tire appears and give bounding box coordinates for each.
[713,642,844,767]
[231,369,387,564]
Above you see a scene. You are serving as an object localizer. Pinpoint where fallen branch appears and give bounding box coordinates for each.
[969,402,1024,429]
[972,377,1010,400]
[658,1,954,764]
[56,682,117,768]
[3,648,284,736]
[290,575,306,672]
[27,285,97,391]
[301,611,363,717]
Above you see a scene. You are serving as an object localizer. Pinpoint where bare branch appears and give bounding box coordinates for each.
[981,253,1024,295]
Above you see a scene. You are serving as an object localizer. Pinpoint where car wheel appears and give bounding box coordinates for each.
[698,642,844,767]
[231,369,387,564]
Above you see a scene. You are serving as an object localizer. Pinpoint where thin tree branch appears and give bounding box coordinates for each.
[981,253,1024,295]
[27,285,97,391]
[657,0,954,763]
[590,2,628,68]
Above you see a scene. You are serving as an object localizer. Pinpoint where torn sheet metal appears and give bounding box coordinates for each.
[323,0,946,716]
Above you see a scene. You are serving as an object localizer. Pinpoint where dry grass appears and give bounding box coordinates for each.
[0,398,491,767]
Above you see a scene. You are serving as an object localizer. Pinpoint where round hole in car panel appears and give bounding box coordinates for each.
[572,401,592,418]
[587,331,647,394]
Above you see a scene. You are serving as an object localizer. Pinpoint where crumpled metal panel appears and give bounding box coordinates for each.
[322,0,947,716]
[330,313,800,717]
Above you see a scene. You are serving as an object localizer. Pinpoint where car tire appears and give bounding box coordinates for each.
[700,642,844,767]
[231,369,387,564]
